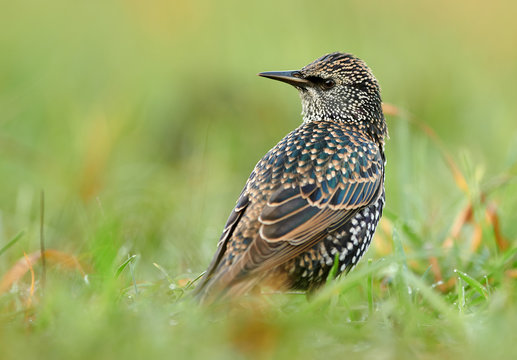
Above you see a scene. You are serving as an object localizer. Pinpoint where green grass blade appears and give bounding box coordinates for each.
[184,271,206,291]
[494,246,517,271]
[367,258,374,314]
[304,258,389,311]
[326,253,340,284]
[392,225,411,306]
[153,262,173,284]
[115,255,137,278]
[457,278,465,313]
[0,230,24,257]
[129,255,138,296]
[382,208,421,245]
[404,271,455,317]
[454,269,489,299]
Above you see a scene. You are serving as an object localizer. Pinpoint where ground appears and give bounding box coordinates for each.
[1,0,517,359]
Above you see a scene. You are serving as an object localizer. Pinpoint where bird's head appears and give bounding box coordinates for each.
[259,52,387,143]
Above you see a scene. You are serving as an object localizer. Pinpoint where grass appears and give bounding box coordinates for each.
[1,0,517,359]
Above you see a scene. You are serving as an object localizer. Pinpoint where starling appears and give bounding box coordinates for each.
[195,52,388,303]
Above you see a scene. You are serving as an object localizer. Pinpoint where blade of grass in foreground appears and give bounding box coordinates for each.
[302,258,390,312]
[153,262,173,284]
[115,255,137,278]
[454,269,489,300]
[367,258,374,314]
[326,253,340,284]
[0,231,24,257]
[457,277,465,313]
[403,271,457,318]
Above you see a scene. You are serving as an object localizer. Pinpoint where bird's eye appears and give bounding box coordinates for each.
[323,79,335,89]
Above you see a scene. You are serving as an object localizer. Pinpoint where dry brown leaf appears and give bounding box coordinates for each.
[381,102,470,194]
[485,202,510,251]
[505,269,517,278]
[177,278,191,287]
[429,256,446,292]
[382,102,400,117]
[418,122,469,194]
[23,252,35,306]
[0,249,86,294]
[469,223,483,252]
[390,104,469,194]
[443,203,473,249]
[428,256,456,293]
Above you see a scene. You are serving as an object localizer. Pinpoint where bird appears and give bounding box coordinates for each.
[194,52,388,303]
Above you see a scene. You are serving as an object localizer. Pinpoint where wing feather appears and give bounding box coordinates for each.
[196,121,385,300]
[193,193,250,296]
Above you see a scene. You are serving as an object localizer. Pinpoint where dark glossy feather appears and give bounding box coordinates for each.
[195,120,384,301]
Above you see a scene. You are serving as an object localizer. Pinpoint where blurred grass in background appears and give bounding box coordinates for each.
[1,0,517,359]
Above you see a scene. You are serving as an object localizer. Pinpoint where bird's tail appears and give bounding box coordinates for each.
[192,269,262,305]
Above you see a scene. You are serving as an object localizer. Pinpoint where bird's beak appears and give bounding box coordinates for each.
[257,70,310,88]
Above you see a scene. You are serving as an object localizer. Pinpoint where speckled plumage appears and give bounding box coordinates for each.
[194,52,388,302]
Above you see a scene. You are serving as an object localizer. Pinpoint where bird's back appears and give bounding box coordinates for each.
[195,120,385,302]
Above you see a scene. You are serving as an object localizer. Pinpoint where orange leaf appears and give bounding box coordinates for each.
[443,203,473,249]
[505,269,517,278]
[485,202,510,251]
[390,104,470,194]
[382,102,400,117]
[23,252,35,307]
[469,223,483,252]
[177,278,191,287]
[418,122,469,194]
[0,249,86,294]
[429,256,446,292]
[428,255,456,293]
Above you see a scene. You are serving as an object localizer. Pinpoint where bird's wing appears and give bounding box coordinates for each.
[195,122,384,299]
[237,164,382,280]
[223,124,385,287]
[192,191,250,295]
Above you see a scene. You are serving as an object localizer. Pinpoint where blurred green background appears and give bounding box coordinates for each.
[1,0,517,359]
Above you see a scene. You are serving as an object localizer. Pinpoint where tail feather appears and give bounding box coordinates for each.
[193,269,263,304]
